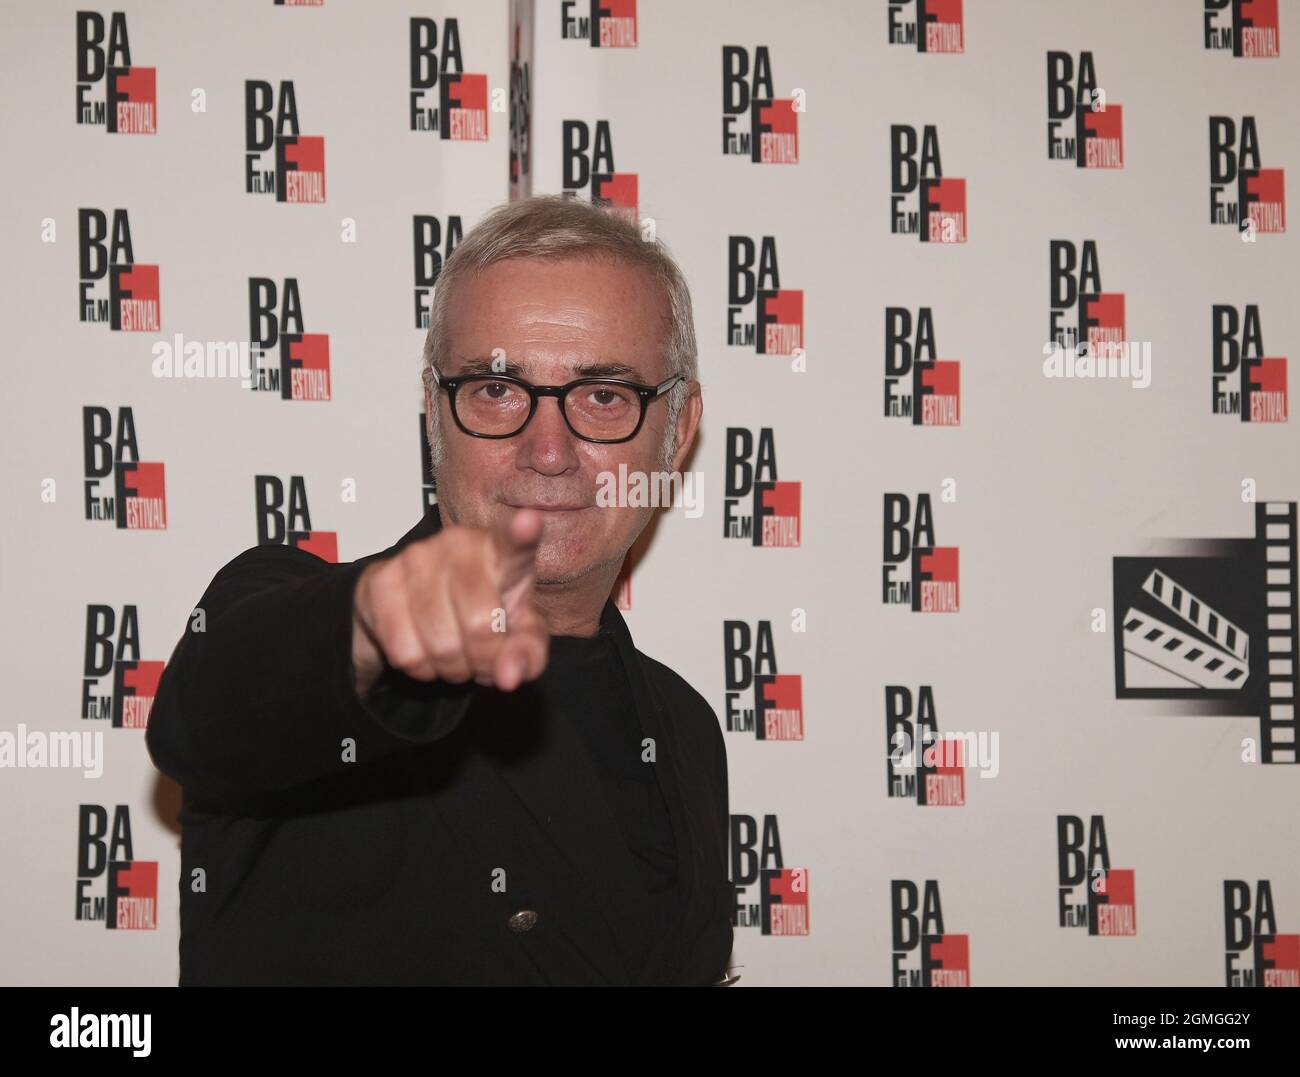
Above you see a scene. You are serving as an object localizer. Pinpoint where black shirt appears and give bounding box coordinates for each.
[146,508,734,985]
[538,626,682,977]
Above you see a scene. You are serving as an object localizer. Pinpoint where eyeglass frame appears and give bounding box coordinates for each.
[430,369,686,444]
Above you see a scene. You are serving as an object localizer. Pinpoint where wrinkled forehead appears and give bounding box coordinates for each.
[442,255,670,381]
[447,355,657,384]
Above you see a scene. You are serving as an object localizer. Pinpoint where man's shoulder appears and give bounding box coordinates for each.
[635,649,722,741]
[207,542,363,596]
[636,650,706,703]
[215,511,436,580]
[220,541,334,570]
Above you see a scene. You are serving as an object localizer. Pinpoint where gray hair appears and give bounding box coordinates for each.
[421,195,697,471]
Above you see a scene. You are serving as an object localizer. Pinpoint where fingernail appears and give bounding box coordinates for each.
[501,657,521,689]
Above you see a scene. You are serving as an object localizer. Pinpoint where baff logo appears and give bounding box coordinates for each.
[248,278,331,401]
[413,215,463,329]
[884,307,960,425]
[82,606,162,730]
[1049,239,1126,359]
[889,125,966,242]
[887,0,964,53]
[721,46,799,164]
[1204,0,1281,58]
[1046,51,1123,168]
[77,209,160,332]
[82,406,167,530]
[561,0,638,47]
[722,620,804,740]
[510,17,531,194]
[1113,501,1300,765]
[244,80,326,203]
[1225,881,1299,986]
[75,805,156,930]
[891,881,970,986]
[726,236,803,356]
[723,428,801,547]
[1056,815,1137,936]
[561,120,637,218]
[1210,116,1286,234]
[254,476,337,562]
[1212,304,1288,422]
[729,815,808,935]
[885,686,965,806]
[75,11,156,134]
[882,493,959,612]
[409,18,488,139]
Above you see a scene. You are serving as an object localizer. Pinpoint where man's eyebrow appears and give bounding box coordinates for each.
[572,360,645,380]
[448,357,648,381]
[453,356,528,377]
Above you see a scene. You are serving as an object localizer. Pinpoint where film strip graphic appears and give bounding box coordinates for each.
[1118,502,1298,764]
[1122,572,1250,690]
[1260,503,1298,764]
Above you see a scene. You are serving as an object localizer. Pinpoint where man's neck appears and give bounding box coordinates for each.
[533,565,619,637]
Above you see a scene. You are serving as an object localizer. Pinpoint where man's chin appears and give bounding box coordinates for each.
[533,546,593,587]
[536,530,628,588]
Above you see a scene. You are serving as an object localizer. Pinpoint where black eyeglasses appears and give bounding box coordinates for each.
[432,371,684,444]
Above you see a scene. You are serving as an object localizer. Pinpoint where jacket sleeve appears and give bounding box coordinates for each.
[145,542,474,806]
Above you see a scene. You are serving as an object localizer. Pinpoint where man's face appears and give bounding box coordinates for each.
[429,254,699,587]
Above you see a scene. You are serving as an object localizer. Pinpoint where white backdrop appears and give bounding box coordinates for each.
[1,0,1297,987]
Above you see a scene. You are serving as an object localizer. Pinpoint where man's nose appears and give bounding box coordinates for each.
[515,395,580,474]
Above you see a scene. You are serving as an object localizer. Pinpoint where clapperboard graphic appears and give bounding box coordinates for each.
[1113,502,1298,764]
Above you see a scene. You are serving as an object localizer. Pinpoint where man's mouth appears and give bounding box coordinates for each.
[505,500,591,512]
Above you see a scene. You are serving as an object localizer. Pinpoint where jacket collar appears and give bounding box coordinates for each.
[384,505,699,984]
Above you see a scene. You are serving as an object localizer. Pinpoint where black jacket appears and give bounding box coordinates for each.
[145,506,734,985]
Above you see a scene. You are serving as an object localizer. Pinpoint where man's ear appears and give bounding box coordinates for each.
[671,381,703,473]
[423,383,433,448]
[421,365,435,409]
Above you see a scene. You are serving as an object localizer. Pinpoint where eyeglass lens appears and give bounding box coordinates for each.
[454,377,643,439]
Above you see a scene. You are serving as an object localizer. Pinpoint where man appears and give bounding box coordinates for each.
[145,194,735,986]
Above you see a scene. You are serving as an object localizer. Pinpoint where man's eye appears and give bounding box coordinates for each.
[586,386,633,407]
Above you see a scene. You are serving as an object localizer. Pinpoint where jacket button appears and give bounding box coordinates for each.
[508,909,538,934]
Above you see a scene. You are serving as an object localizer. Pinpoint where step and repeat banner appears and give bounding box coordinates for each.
[1,1,1296,987]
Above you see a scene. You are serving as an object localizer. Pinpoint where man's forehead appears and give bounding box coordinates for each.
[463,255,660,310]
[451,256,668,335]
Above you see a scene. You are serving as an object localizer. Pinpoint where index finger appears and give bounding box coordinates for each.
[490,507,544,593]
